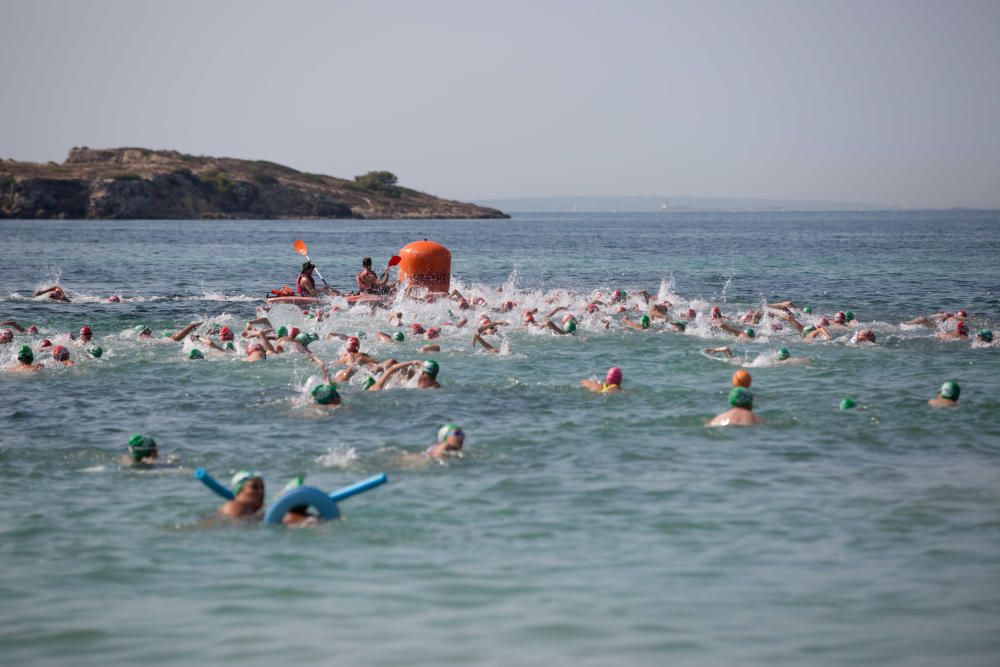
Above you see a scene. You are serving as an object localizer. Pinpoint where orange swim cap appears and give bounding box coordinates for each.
[732,369,752,388]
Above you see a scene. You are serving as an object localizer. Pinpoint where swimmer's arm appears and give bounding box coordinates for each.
[621,318,644,331]
[420,344,440,353]
[636,290,653,303]
[369,361,419,391]
[376,332,393,342]
[717,321,742,336]
[0,320,26,332]
[454,318,468,328]
[34,286,60,297]
[255,331,276,354]
[545,305,568,318]
[579,379,603,392]
[170,321,204,342]
[775,312,804,332]
[325,332,349,341]
[472,333,498,353]
[703,346,733,358]
[543,321,566,334]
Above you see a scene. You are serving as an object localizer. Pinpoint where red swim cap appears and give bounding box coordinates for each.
[220,327,234,341]
[28,325,39,334]
[52,345,69,361]
[956,320,968,334]
[605,367,623,386]
[0,329,13,343]
[834,311,846,322]
[500,300,515,312]
[40,339,52,348]
[347,336,360,352]
[425,327,441,339]
[687,308,696,319]
[522,310,536,323]
[80,326,92,338]
[957,309,967,318]
[458,298,470,310]
[410,323,425,334]
[289,327,300,339]
[711,306,722,318]
[819,317,830,327]
[108,295,121,303]
[586,303,598,314]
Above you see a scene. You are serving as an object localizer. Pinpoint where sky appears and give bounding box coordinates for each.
[1,0,998,208]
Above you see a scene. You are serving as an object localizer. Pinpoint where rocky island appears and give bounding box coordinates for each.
[0,147,507,220]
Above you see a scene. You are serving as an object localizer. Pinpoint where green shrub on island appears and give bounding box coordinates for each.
[253,172,279,186]
[352,170,401,197]
[109,172,142,181]
[201,168,235,193]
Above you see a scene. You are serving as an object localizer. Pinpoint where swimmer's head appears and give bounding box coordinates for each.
[855,329,876,343]
[422,359,440,378]
[613,290,627,303]
[108,295,121,303]
[670,320,687,331]
[346,336,360,352]
[436,423,465,453]
[605,367,623,386]
[219,326,234,341]
[393,331,405,342]
[977,329,993,343]
[27,325,38,334]
[52,345,69,362]
[188,348,204,360]
[500,300,515,312]
[563,319,577,334]
[247,343,266,358]
[834,311,846,323]
[410,323,425,334]
[957,309,968,318]
[686,308,696,319]
[939,380,960,401]
[956,320,969,335]
[802,325,816,337]
[425,327,441,339]
[276,325,288,338]
[311,383,340,405]
[0,329,12,344]
[743,328,755,338]
[586,303,598,314]
[362,257,372,268]
[776,347,790,361]
[294,332,311,346]
[224,341,235,351]
[128,434,158,462]
[231,470,264,498]
[802,305,812,314]
[728,386,753,409]
[711,306,722,318]
[80,326,92,340]
[818,317,830,327]
[301,261,314,273]
[17,345,33,364]
[39,339,52,348]
[289,327,300,339]
[845,311,855,322]
[523,309,536,323]
[639,314,651,329]
[840,397,856,410]
[87,345,103,358]
[732,369,752,388]
[561,313,577,325]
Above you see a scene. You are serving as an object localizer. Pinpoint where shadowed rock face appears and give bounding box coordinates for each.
[0,147,508,220]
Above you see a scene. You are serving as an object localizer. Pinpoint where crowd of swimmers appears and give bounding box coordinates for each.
[4,269,992,522]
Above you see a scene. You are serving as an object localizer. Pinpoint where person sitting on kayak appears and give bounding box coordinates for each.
[297,262,321,296]
[356,257,393,294]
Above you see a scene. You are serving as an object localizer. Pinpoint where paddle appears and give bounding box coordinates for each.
[293,239,330,287]
[382,255,401,281]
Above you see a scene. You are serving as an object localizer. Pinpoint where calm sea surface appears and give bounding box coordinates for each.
[1,211,999,666]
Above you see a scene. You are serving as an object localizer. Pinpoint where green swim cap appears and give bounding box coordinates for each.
[422,359,440,378]
[295,332,311,345]
[188,348,203,360]
[939,380,960,401]
[670,320,687,331]
[803,306,812,314]
[133,324,149,333]
[17,344,33,364]
[159,332,172,339]
[639,314,651,329]
[311,383,339,405]
[128,434,157,461]
[728,386,753,409]
[361,375,376,390]
[802,325,816,337]
[437,423,462,444]
[839,397,856,410]
[231,470,262,496]
[276,326,288,337]
[224,341,235,351]
[978,329,993,343]
[744,328,755,338]
[777,347,790,361]
[393,331,405,342]
[845,310,855,322]
[357,331,366,339]
[564,319,577,334]
[87,345,103,358]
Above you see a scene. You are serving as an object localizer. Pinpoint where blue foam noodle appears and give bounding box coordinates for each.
[328,473,387,503]
[195,468,235,500]
[264,486,340,525]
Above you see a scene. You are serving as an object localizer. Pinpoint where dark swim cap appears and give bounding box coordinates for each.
[422,359,440,378]
[977,329,993,343]
[17,344,33,364]
[87,345,103,358]
[939,381,960,401]
[311,383,340,405]
[728,387,753,409]
[302,261,314,272]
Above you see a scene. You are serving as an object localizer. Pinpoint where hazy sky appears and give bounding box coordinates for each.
[2,0,998,207]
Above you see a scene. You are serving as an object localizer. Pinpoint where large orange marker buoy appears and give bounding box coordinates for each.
[398,240,451,294]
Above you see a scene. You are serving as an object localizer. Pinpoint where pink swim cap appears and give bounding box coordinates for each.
[956,320,968,334]
[0,329,13,343]
[605,367,623,386]
[819,317,830,327]
[28,325,39,334]
[458,298,470,309]
[108,295,121,303]
[586,303,598,314]
[52,345,69,361]
[500,300,515,312]
[711,306,722,318]
[957,309,967,318]
[522,309,535,323]
[289,327,300,339]
[687,308,696,319]
[425,327,441,339]
[220,326,234,341]
[410,323,425,334]
[80,326,92,339]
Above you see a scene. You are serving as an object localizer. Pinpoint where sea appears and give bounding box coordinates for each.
[1,210,999,666]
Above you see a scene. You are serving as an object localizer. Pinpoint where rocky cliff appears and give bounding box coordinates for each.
[0,148,507,220]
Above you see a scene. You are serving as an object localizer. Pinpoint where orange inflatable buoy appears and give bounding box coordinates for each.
[398,240,451,293]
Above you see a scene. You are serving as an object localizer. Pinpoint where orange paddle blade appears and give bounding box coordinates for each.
[293,239,308,256]
[388,255,402,267]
